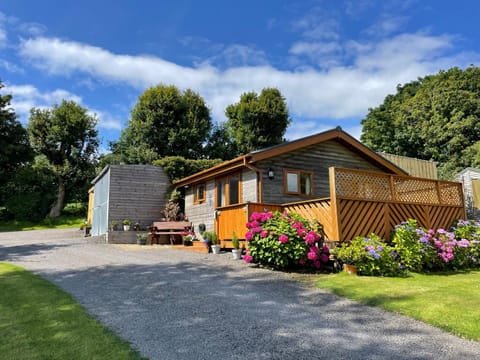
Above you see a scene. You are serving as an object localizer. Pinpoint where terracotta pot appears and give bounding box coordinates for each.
[343,264,357,275]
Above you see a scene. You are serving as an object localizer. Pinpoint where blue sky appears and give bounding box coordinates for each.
[1,1,479,152]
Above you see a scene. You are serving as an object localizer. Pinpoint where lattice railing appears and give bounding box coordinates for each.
[333,167,463,206]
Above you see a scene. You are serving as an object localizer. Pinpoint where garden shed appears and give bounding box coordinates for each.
[455,168,480,219]
[90,165,170,237]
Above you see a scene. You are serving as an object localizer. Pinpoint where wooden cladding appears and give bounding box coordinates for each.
[215,167,466,244]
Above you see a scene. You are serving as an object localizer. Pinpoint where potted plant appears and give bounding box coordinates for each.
[136,233,147,245]
[231,232,242,260]
[333,239,364,275]
[182,231,195,246]
[204,231,220,254]
[110,220,119,231]
[122,219,132,231]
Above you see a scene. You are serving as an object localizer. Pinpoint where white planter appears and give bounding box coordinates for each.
[123,225,130,231]
[231,249,242,260]
[211,244,221,254]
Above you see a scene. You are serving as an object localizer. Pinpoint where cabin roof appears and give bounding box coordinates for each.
[174,127,407,186]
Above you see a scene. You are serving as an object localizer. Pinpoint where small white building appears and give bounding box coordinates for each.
[455,168,480,219]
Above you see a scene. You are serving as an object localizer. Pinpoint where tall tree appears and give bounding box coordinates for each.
[27,100,99,217]
[225,87,290,154]
[361,66,480,179]
[114,85,212,163]
[0,80,33,198]
[204,122,238,160]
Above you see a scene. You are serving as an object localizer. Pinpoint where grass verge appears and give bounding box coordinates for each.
[0,216,85,232]
[316,271,480,341]
[0,263,145,360]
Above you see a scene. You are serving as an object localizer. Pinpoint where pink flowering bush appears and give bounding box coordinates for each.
[392,219,480,272]
[245,211,329,270]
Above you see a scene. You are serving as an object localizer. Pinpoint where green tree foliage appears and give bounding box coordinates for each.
[204,122,238,160]
[0,80,33,196]
[4,156,56,220]
[114,85,212,163]
[153,156,223,182]
[27,100,99,217]
[361,66,480,178]
[225,87,290,155]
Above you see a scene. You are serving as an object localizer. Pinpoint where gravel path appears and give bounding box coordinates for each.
[1,229,479,360]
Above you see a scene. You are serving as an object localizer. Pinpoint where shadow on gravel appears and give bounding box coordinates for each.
[0,243,69,262]
[38,256,478,360]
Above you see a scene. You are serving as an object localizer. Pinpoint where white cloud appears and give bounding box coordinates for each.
[5,84,82,122]
[0,28,6,48]
[365,15,407,37]
[90,109,123,130]
[291,10,340,40]
[17,33,479,124]
[0,59,23,73]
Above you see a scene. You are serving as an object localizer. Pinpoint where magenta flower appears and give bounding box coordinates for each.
[313,260,321,269]
[243,254,253,263]
[292,222,304,229]
[307,251,318,261]
[260,230,268,238]
[322,245,330,254]
[320,253,329,263]
[279,234,289,243]
[304,231,318,245]
[251,226,263,234]
[245,232,253,241]
[298,259,306,265]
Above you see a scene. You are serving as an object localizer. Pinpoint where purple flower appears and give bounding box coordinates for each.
[278,234,289,243]
[320,253,329,263]
[307,252,318,261]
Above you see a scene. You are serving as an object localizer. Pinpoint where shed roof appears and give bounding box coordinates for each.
[174,127,406,187]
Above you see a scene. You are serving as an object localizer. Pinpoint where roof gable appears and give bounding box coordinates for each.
[174,127,406,186]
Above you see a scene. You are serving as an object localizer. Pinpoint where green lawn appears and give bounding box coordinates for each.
[0,263,145,360]
[317,270,480,341]
[0,215,85,232]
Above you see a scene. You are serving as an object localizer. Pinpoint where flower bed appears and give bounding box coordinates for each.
[244,211,329,271]
[334,219,480,276]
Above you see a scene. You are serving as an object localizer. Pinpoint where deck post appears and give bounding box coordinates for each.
[329,167,341,241]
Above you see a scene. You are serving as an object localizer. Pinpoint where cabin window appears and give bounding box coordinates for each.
[193,183,206,204]
[284,169,313,196]
[216,173,241,207]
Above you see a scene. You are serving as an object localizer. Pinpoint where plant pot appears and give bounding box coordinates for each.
[343,264,357,275]
[231,248,242,260]
[123,225,130,231]
[211,244,221,254]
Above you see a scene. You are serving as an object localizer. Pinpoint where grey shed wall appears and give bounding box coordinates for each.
[91,165,170,236]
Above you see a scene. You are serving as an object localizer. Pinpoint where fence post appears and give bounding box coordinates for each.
[329,167,341,241]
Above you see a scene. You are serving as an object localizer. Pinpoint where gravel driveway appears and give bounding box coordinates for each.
[1,229,479,360]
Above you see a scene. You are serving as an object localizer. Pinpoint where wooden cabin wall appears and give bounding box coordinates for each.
[258,140,386,204]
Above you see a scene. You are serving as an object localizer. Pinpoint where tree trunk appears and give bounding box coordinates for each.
[49,179,66,218]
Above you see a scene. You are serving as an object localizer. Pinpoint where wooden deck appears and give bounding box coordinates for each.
[216,167,466,245]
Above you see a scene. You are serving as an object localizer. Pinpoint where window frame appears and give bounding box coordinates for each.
[215,172,242,208]
[193,182,206,204]
[283,168,314,197]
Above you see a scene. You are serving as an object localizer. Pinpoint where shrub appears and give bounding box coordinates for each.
[335,235,404,277]
[244,211,329,270]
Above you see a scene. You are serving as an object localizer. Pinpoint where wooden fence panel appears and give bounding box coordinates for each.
[283,199,334,240]
[337,199,465,241]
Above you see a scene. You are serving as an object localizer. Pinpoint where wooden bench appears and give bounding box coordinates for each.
[148,221,193,245]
